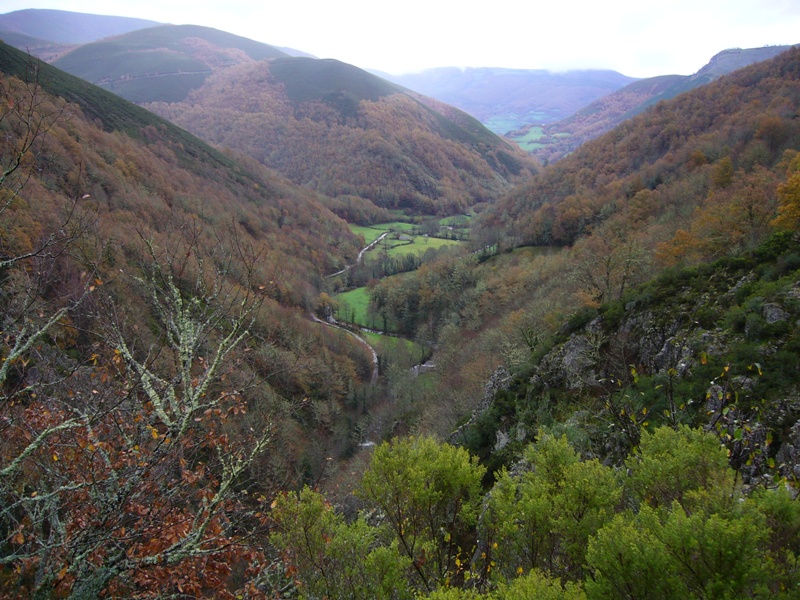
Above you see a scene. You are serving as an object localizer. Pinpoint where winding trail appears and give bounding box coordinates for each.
[327,231,390,278]
[314,229,435,389]
[310,313,379,385]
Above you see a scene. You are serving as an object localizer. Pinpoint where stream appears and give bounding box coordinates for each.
[314,230,434,387]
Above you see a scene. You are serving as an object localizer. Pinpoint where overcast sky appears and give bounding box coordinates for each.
[3,0,800,77]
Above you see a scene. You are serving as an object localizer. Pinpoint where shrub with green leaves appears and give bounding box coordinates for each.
[358,436,486,592]
[270,487,412,600]
[482,432,620,581]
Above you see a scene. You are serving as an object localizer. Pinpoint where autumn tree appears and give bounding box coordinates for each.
[570,228,647,306]
[771,150,800,231]
[0,68,274,597]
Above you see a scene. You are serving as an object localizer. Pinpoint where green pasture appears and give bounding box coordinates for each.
[438,214,472,227]
[361,332,428,366]
[365,235,462,259]
[334,286,372,328]
[372,221,416,232]
[483,111,554,135]
[349,225,386,245]
[349,220,466,261]
[349,222,417,245]
[509,126,545,151]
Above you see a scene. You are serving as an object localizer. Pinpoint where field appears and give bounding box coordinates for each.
[508,126,546,151]
[349,221,465,260]
[365,235,462,260]
[349,224,388,245]
[334,287,373,328]
[361,332,429,366]
[337,220,467,331]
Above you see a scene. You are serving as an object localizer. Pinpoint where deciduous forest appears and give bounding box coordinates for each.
[1,30,800,599]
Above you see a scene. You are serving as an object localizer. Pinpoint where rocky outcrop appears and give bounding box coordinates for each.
[450,367,511,445]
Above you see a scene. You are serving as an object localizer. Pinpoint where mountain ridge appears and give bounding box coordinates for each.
[0,8,161,44]
[512,45,798,162]
[52,24,289,103]
[143,56,534,215]
[381,66,639,135]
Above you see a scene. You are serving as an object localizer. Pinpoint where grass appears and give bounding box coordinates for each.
[438,215,472,227]
[372,222,416,232]
[349,222,418,245]
[335,287,373,329]
[349,225,387,245]
[508,126,546,151]
[366,235,462,259]
[483,111,557,135]
[350,221,466,255]
[362,332,428,365]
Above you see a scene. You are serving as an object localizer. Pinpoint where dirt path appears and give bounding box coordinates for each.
[310,313,379,385]
[327,231,390,278]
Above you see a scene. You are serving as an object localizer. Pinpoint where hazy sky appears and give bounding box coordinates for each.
[3,0,800,77]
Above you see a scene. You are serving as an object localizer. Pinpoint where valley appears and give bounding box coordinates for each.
[0,8,799,599]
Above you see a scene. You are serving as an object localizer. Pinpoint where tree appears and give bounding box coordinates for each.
[0,70,274,597]
[771,151,800,231]
[586,511,687,599]
[270,486,411,600]
[357,436,485,593]
[1,221,275,597]
[587,426,779,599]
[482,432,619,582]
[624,425,733,511]
[570,229,646,306]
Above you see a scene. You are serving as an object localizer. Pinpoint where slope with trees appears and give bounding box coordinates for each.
[477,46,800,250]
[272,428,800,598]
[509,45,796,163]
[0,43,395,596]
[144,57,536,216]
[3,15,800,600]
[52,24,289,104]
[345,47,800,470]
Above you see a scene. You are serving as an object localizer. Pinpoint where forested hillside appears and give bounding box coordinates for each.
[33,22,537,218]
[362,47,800,445]
[2,21,800,600]
[144,57,535,216]
[52,24,289,104]
[511,45,795,163]
[478,47,800,250]
[0,42,391,596]
[276,45,800,599]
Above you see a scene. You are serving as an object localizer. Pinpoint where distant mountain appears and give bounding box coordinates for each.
[52,24,289,103]
[27,17,534,215]
[478,46,800,249]
[510,45,796,163]
[381,67,638,135]
[0,29,75,62]
[144,56,536,214]
[0,8,160,44]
